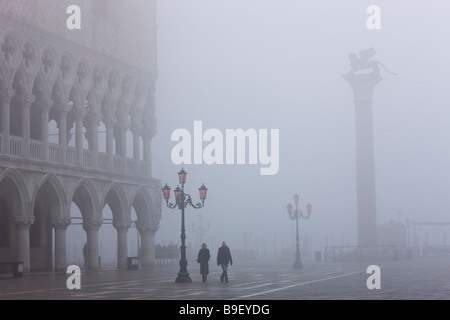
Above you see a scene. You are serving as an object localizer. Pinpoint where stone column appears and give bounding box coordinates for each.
[56,103,72,163]
[343,72,382,247]
[137,223,157,267]
[83,219,102,270]
[13,216,35,272]
[142,117,156,177]
[114,221,130,270]
[53,218,71,272]
[131,124,142,175]
[104,117,116,170]
[87,112,102,168]
[39,99,53,161]
[73,108,87,166]
[116,119,128,174]
[16,94,35,157]
[0,89,15,154]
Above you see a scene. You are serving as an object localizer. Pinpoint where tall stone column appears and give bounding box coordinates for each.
[142,117,156,177]
[73,108,87,166]
[83,219,102,270]
[39,99,53,161]
[56,103,72,163]
[16,94,35,157]
[87,112,102,168]
[53,218,71,272]
[137,223,157,267]
[131,124,142,175]
[116,119,128,174]
[104,116,116,170]
[343,72,382,247]
[13,216,35,272]
[0,89,15,154]
[114,221,130,270]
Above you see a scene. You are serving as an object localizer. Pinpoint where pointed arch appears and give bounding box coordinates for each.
[70,178,100,221]
[32,173,68,220]
[0,168,30,217]
[130,186,154,223]
[102,182,129,222]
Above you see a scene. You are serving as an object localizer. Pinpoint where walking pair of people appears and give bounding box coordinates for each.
[197,241,233,283]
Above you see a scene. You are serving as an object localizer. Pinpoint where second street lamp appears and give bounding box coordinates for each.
[287,194,312,268]
[162,168,208,283]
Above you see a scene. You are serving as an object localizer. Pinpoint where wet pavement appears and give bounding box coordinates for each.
[1,255,449,301]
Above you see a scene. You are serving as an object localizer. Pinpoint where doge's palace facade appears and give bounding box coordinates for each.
[0,0,161,272]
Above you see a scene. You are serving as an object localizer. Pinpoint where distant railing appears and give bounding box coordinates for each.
[324,245,411,262]
[1,135,150,177]
[9,136,22,156]
[30,139,41,159]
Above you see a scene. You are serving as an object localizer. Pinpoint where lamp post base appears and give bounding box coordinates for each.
[293,260,303,268]
[175,272,192,283]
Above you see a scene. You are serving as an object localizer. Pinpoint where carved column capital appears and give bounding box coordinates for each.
[52,218,71,230]
[54,102,73,114]
[113,221,131,232]
[71,106,88,121]
[136,221,158,235]
[83,219,103,231]
[104,116,117,129]
[36,97,54,112]
[15,93,35,106]
[13,215,35,229]
[0,89,15,102]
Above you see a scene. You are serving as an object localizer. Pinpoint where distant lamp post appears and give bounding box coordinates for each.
[287,194,312,268]
[162,168,208,283]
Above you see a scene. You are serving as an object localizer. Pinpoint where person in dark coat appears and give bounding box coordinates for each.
[197,243,211,282]
[216,241,233,282]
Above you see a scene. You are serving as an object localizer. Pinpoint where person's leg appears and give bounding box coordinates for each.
[223,263,228,282]
[220,264,226,282]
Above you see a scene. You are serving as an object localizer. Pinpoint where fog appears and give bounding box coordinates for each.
[149,0,450,259]
[67,1,450,265]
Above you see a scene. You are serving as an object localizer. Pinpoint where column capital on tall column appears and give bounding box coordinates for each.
[15,93,35,106]
[54,101,73,114]
[130,122,143,136]
[36,97,54,112]
[116,118,130,131]
[142,116,157,138]
[13,215,35,229]
[86,111,103,125]
[83,219,102,231]
[0,89,15,100]
[104,116,117,128]
[71,106,88,121]
[136,221,158,235]
[113,221,131,232]
[342,73,382,100]
[52,217,71,230]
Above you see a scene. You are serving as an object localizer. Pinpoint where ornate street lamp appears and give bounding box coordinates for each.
[287,194,312,268]
[162,168,208,283]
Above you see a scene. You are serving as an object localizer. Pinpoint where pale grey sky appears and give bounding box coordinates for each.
[151,0,450,256]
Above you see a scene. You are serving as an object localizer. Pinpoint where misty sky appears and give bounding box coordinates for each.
[149,0,450,256]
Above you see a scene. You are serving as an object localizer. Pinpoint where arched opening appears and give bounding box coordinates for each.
[102,185,127,269]
[67,181,98,269]
[66,202,85,266]
[11,69,26,137]
[30,180,64,271]
[0,173,27,268]
[0,179,17,264]
[128,207,139,257]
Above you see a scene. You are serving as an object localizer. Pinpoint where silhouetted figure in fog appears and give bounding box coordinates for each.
[197,243,211,282]
[217,241,233,282]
